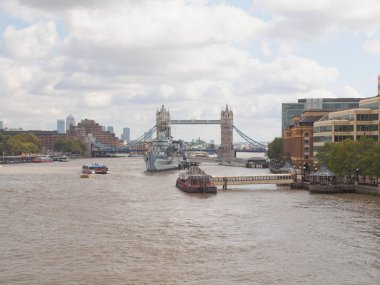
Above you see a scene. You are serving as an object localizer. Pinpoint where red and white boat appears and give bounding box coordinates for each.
[176,166,217,194]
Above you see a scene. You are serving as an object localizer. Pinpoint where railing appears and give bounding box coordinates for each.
[211,174,294,187]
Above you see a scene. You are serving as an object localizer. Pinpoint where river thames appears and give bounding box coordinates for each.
[0,157,379,284]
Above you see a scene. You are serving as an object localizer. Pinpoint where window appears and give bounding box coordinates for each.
[356,114,378,121]
[334,135,354,142]
[334,125,354,132]
[357,125,378,131]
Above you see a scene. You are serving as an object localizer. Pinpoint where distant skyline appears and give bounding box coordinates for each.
[0,0,379,143]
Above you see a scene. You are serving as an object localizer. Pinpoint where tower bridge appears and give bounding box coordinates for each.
[92,105,266,159]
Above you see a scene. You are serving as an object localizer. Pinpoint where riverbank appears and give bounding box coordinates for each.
[290,181,380,196]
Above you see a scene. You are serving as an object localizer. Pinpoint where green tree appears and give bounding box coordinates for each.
[6,134,41,155]
[267,137,282,161]
[0,134,10,155]
[54,139,87,155]
[317,139,380,178]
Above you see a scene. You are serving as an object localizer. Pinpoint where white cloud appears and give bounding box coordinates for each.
[84,92,112,108]
[2,21,58,58]
[363,39,380,54]
[0,0,374,141]
[253,0,380,41]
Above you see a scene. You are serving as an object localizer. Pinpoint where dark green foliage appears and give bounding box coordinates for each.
[267,137,282,161]
[53,139,87,155]
[316,138,380,178]
[0,133,42,155]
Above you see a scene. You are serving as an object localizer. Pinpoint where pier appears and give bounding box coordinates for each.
[211,174,293,189]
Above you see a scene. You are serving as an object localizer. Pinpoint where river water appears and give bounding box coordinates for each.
[0,157,379,284]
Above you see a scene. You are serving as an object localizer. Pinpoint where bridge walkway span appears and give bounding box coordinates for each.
[211,174,293,189]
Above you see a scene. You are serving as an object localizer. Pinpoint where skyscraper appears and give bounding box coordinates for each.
[0,121,3,129]
[66,114,76,131]
[57,119,66,134]
[121,127,130,142]
[107,126,114,133]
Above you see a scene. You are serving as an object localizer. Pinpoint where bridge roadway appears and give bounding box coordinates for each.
[211,174,293,189]
[170,119,221,124]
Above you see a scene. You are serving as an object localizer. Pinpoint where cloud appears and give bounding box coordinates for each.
[84,92,112,108]
[253,0,380,41]
[363,39,380,54]
[0,0,371,141]
[2,21,58,58]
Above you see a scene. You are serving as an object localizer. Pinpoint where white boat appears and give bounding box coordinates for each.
[57,155,69,162]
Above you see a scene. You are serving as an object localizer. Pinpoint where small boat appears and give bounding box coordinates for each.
[176,166,217,194]
[82,163,108,174]
[57,155,69,162]
[190,151,209,158]
[32,156,53,163]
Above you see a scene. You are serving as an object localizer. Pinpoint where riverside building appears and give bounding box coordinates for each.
[313,96,380,156]
[282,98,361,131]
[283,75,380,168]
[282,110,330,170]
[67,119,121,147]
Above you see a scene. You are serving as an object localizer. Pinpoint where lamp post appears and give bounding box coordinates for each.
[356,168,359,183]
[303,166,306,182]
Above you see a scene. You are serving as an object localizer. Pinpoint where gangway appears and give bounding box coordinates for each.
[211,174,293,189]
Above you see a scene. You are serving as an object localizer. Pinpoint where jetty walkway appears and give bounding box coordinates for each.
[211,174,293,189]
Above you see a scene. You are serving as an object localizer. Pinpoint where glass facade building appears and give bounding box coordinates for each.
[66,115,76,131]
[57,119,66,134]
[122,127,130,142]
[282,98,361,131]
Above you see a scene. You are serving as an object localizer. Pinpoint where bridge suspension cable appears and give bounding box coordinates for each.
[233,125,266,149]
[128,125,156,146]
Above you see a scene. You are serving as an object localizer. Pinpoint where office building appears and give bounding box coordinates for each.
[107,126,114,133]
[0,121,3,129]
[313,96,380,156]
[283,76,380,166]
[121,127,130,142]
[57,119,66,134]
[282,98,361,131]
[66,114,76,131]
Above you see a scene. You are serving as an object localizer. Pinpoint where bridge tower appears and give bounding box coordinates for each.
[156,105,171,139]
[218,105,235,158]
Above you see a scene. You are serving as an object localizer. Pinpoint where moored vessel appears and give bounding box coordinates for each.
[32,156,53,163]
[176,166,217,194]
[144,105,184,172]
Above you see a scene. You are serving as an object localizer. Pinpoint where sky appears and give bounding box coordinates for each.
[0,0,379,143]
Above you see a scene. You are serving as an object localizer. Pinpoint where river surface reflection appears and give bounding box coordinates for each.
[0,157,379,284]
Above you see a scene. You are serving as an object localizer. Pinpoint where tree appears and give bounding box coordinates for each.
[267,137,282,161]
[6,134,41,155]
[54,139,87,155]
[316,139,380,179]
[0,134,10,155]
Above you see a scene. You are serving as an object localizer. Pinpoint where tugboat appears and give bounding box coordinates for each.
[176,166,217,194]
